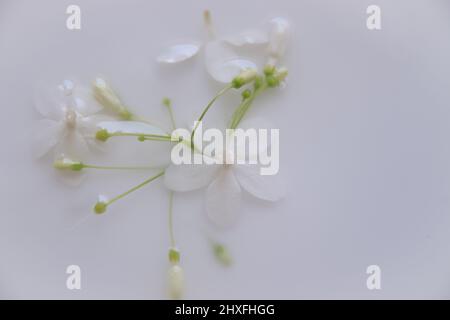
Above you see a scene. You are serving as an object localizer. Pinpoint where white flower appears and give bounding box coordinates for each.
[157,12,289,83]
[33,79,105,159]
[164,119,284,227]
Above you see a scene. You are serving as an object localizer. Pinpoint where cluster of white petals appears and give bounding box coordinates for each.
[157,15,290,83]
[33,79,105,159]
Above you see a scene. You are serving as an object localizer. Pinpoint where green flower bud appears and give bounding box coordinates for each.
[263,65,276,76]
[168,247,180,264]
[231,69,257,89]
[241,89,252,100]
[266,75,280,88]
[162,97,172,108]
[213,243,233,266]
[94,201,107,214]
[95,129,110,142]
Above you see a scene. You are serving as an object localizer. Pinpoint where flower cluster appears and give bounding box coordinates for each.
[34,11,290,299]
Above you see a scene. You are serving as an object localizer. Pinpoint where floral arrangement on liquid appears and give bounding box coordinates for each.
[34,11,290,299]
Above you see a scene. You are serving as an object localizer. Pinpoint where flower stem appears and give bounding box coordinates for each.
[83,164,159,171]
[108,132,176,141]
[168,191,176,247]
[230,83,268,129]
[191,85,232,148]
[106,171,165,207]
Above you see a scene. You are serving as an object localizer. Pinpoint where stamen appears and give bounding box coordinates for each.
[162,97,177,131]
[203,10,215,39]
[93,170,165,214]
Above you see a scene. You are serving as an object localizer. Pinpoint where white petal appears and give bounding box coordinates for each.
[164,163,219,192]
[33,84,65,120]
[32,119,63,158]
[55,130,89,158]
[157,42,201,63]
[71,86,102,116]
[233,163,284,201]
[97,121,167,136]
[205,40,258,83]
[224,29,268,46]
[268,17,290,61]
[205,168,242,227]
[55,168,86,187]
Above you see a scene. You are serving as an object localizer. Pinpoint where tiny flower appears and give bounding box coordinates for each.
[33,79,105,159]
[164,118,284,227]
[167,264,184,299]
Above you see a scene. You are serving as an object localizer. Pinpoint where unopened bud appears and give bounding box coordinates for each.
[93,77,132,120]
[231,69,257,89]
[95,129,110,142]
[168,247,180,264]
[53,156,83,171]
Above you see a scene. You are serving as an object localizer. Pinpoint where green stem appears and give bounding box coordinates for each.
[230,83,267,129]
[83,164,159,171]
[106,171,165,206]
[109,132,175,141]
[168,191,176,247]
[191,85,232,148]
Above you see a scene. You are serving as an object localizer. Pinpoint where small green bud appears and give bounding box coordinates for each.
[168,248,180,264]
[266,75,280,88]
[231,69,257,89]
[94,201,107,214]
[162,97,172,108]
[213,243,233,266]
[137,135,146,142]
[241,89,251,100]
[263,65,276,76]
[95,129,110,142]
[119,109,132,120]
[53,157,83,171]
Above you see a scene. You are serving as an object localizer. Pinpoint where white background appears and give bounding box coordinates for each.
[0,0,450,299]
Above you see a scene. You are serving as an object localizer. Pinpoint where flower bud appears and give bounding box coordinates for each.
[241,89,251,100]
[53,156,83,171]
[213,243,233,266]
[94,195,109,214]
[168,264,184,299]
[231,69,257,89]
[94,201,107,214]
[168,247,180,264]
[93,78,132,120]
[95,129,110,142]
